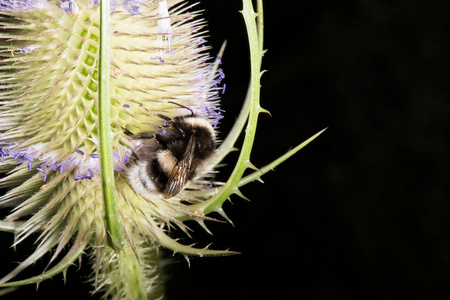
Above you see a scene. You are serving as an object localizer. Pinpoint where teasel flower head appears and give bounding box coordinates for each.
[0,0,231,298]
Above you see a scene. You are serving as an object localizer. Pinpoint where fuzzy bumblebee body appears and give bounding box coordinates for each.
[127,115,216,199]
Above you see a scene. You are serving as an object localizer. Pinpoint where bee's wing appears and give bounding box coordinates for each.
[163,132,197,198]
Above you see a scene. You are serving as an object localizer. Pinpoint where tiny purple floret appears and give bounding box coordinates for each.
[23,153,33,162]
[74,168,95,181]
[13,152,21,160]
[213,115,224,129]
[150,56,165,63]
[198,106,208,117]
[123,151,130,164]
[217,68,225,80]
[20,46,33,53]
[36,167,47,181]
[124,0,140,15]
[60,0,74,13]
[221,83,227,94]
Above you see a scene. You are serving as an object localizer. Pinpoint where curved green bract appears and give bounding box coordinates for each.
[173,0,264,220]
[188,0,264,217]
[177,0,325,221]
[0,239,88,287]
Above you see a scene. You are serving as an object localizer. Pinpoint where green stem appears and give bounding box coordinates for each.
[256,0,264,67]
[98,3,146,297]
[214,0,264,167]
[181,0,263,216]
[99,0,123,252]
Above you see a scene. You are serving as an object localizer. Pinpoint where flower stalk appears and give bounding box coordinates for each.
[98,0,123,253]
[180,0,265,217]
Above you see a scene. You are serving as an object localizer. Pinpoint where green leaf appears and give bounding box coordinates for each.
[238,128,328,187]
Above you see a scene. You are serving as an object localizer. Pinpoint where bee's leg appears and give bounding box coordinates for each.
[123,128,155,140]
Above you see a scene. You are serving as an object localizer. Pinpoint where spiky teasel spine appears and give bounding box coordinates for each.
[0,0,227,298]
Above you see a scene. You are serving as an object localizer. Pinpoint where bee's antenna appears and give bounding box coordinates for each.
[140,103,172,121]
[168,101,194,116]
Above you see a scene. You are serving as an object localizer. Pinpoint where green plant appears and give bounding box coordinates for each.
[0,0,324,298]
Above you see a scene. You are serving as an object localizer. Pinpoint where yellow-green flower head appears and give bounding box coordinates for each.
[0,0,228,297]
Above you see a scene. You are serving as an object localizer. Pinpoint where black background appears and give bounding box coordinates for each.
[2,0,450,299]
